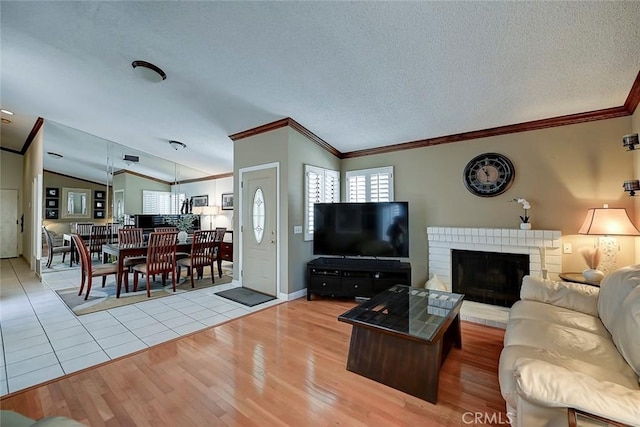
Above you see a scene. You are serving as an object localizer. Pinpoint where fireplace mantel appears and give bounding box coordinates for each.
[427,227,562,292]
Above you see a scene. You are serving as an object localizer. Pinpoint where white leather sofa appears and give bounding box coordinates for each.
[498,266,640,427]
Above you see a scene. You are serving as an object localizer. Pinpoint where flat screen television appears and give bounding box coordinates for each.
[313,202,409,258]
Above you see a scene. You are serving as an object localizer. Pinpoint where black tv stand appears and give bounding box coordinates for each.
[307,257,411,301]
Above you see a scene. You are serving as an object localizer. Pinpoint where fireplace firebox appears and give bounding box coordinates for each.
[452,250,529,307]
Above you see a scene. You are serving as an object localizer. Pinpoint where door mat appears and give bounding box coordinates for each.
[56,268,232,315]
[215,287,276,307]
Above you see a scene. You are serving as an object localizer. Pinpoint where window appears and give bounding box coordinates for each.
[346,166,394,202]
[142,190,186,214]
[252,187,265,243]
[305,165,340,241]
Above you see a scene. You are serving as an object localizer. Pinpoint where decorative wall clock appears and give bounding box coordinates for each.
[463,152,515,197]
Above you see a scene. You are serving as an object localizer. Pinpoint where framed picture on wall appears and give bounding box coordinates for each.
[94,190,105,200]
[94,200,105,209]
[46,209,59,219]
[94,210,105,219]
[46,188,59,198]
[221,193,233,210]
[46,199,59,208]
[192,195,208,207]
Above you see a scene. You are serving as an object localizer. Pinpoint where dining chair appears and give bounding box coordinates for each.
[118,227,146,288]
[154,227,178,232]
[214,227,227,242]
[75,223,93,235]
[42,225,71,268]
[176,230,218,288]
[72,234,118,300]
[88,225,109,261]
[213,227,227,278]
[132,232,178,297]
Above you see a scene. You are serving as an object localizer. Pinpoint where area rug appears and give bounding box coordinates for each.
[215,287,276,307]
[56,268,233,316]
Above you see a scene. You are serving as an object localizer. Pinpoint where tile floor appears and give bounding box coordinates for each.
[0,257,282,397]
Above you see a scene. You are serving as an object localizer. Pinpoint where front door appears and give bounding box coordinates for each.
[0,189,19,258]
[241,167,277,296]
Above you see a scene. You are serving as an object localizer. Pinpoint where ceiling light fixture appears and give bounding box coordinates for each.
[47,152,63,159]
[169,140,186,150]
[1,109,14,115]
[131,60,167,82]
[1,118,11,124]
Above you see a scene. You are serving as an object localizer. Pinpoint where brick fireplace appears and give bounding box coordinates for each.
[427,227,562,327]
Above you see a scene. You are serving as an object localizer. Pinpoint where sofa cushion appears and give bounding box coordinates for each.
[610,285,640,377]
[504,318,633,373]
[514,358,640,427]
[598,264,640,331]
[508,300,610,338]
[499,344,640,409]
[598,265,640,377]
[521,276,599,316]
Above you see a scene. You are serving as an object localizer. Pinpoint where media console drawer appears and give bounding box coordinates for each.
[309,276,342,293]
[307,258,411,301]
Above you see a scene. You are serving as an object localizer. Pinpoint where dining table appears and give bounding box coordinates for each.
[102,240,197,298]
[63,232,118,267]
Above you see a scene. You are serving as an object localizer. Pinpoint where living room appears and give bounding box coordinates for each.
[1,2,640,426]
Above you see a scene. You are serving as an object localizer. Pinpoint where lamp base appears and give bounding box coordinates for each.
[582,269,605,282]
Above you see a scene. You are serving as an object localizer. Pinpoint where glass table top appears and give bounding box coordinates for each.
[338,285,464,341]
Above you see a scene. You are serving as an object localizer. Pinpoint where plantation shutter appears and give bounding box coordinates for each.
[346,166,394,203]
[143,191,185,214]
[304,165,340,241]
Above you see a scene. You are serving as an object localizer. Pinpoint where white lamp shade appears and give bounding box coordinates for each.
[202,206,219,215]
[578,208,640,236]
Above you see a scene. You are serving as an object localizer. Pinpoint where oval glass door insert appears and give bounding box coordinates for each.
[252,187,265,243]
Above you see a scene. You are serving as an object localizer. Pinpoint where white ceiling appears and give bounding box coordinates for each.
[1,1,639,181]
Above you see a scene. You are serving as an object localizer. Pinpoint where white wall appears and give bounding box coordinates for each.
[171,176,234,230]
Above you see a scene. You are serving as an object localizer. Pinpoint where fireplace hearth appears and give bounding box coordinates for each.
[452,250,529,307]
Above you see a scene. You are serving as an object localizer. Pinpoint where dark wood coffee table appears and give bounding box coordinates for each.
[338,285,464,403]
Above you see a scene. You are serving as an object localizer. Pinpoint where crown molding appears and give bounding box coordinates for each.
[113,169,172,186]
[229,118,290,141]
[230,69,640,160]
[229,117,342,158]
[342,106,630,159]
[0,146,22,155]
[21,117,44,155]
[179,172,234,184]
[624,69,640,114]
[44,169,107,187]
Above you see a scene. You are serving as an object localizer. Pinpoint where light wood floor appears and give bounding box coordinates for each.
[0,298,507,426]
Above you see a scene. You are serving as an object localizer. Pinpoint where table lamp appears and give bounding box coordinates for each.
[578,205,640,279]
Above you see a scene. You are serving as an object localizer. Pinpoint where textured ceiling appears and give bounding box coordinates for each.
[1,1,639,181]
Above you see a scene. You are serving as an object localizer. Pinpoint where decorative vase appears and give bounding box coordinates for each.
[520,223,531,230]
[582,269,605,282]
[177,230,188,243]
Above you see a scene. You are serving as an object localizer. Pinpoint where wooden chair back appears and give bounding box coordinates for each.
[42,225,54,250]
[71,233,92,277]
[88,225,109,256]
[155,227,178,232]
[118,227,144,246]
[107,223,121,236]
[146,232,177,275]
[75,223,93,235]
[190,230,218,267]
[214,227,227,242]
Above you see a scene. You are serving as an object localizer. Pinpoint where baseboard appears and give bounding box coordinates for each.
[279,288,307,301]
